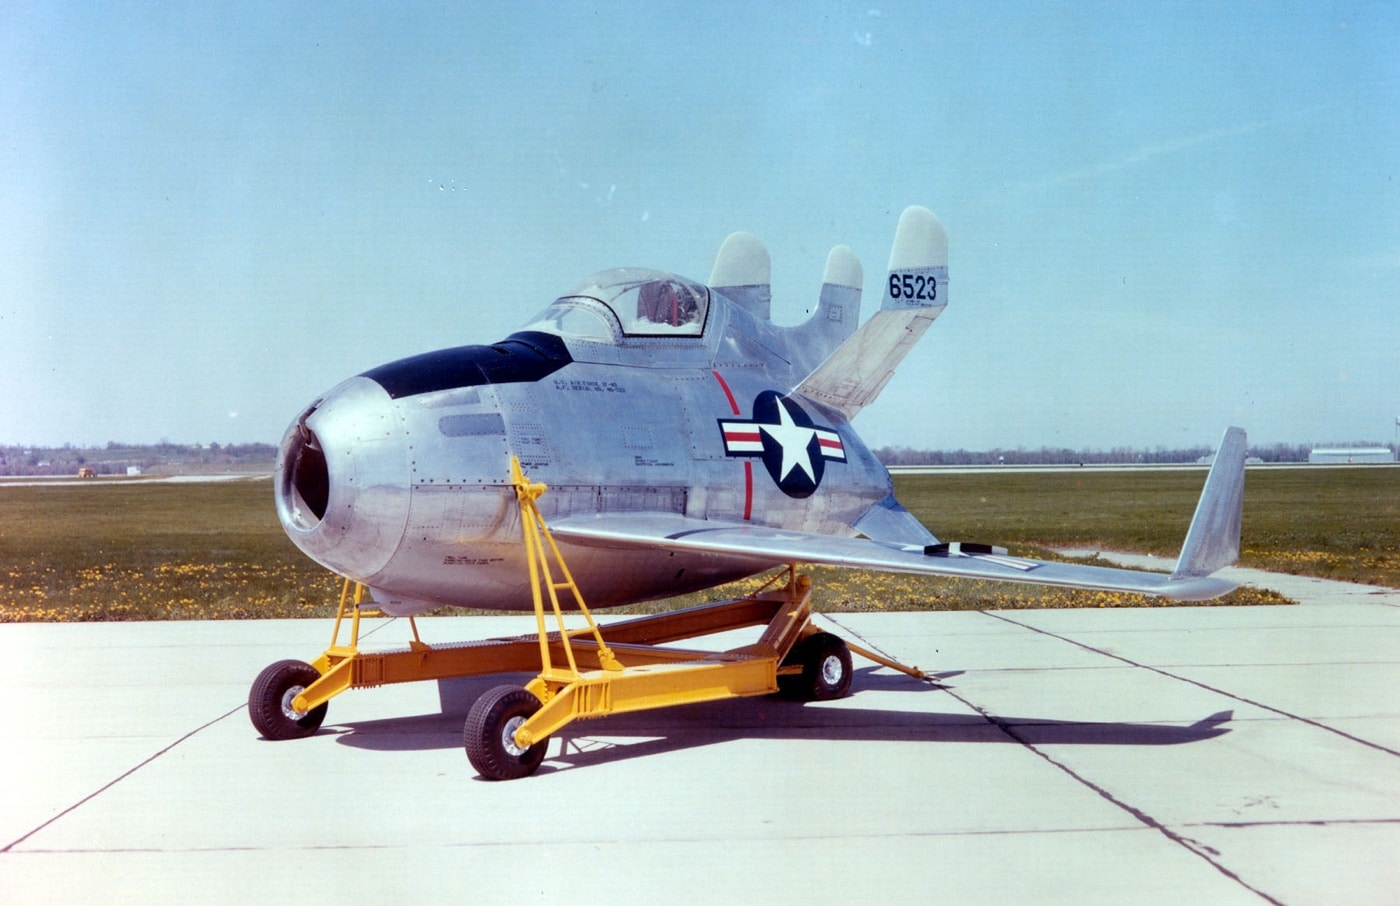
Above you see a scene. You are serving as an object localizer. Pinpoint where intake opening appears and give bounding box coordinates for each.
[284,416,330,528]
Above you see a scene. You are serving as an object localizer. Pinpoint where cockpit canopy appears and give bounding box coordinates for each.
[526,268,710,341]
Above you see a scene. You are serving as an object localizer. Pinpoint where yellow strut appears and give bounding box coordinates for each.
[509,456,624,688]
[504,458,823,752]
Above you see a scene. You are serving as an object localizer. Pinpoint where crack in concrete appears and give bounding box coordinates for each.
[2,704,247,854]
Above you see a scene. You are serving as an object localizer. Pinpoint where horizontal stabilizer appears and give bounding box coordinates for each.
[796,207,948,419]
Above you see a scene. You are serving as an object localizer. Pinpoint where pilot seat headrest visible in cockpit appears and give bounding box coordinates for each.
[637,279,702,329]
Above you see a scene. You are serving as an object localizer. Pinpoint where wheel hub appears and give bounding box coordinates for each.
[501,715,528,757]
[281,685,308,720]
[820,655,843,686]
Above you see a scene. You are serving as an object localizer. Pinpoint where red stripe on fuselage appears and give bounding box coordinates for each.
[712,370,752,521]
[712,370,741,416]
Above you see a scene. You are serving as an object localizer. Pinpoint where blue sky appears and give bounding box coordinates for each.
[3,1,1397,451]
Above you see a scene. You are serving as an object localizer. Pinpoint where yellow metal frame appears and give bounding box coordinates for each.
[510,456,624,679]
[286,456,927,730]
[513,572,812,748]
[505,456,816,749]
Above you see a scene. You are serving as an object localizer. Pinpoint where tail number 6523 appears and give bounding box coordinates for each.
[888,272,938,302]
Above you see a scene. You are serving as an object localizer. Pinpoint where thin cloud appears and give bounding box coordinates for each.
[1023,109,1315,192]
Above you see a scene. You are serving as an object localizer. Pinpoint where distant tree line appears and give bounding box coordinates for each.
[2,438,1394,477]
[0,442,278,477]
[873,441,1389,467]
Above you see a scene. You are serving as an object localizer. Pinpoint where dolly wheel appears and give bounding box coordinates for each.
[464,685,549,781]
[249,659,328,740]
[778,632,853,701]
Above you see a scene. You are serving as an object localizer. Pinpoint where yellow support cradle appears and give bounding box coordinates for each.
[462,458,822,780]
[254,455,929,777]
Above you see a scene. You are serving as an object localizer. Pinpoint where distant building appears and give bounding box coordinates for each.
[1308,447,1395,464]
[1197,454,1264,465]
[127,466,143,476]
[77,467,96,478]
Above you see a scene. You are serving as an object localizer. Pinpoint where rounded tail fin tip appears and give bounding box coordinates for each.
[887,206,948,272]
[823,244,862,289]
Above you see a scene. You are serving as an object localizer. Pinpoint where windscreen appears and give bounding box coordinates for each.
[551,268,709,338]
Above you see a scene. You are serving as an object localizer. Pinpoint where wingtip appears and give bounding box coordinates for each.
[1172,427,1248,581]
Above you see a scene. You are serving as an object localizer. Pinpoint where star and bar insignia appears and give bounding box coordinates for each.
[718,391,846,498]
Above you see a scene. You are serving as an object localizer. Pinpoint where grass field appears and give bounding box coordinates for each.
[0,479,340,621]
[2,466,1394,621]
[892,466,1400,588]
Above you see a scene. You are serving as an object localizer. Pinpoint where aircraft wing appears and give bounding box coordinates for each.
[553,427,1248,603]
[549,513,1235,601]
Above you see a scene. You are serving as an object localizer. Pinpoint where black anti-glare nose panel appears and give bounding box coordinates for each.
[361,331,572,399]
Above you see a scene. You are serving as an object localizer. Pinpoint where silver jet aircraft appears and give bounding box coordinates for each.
[276,206,1245,616]
[259,205,1247,778]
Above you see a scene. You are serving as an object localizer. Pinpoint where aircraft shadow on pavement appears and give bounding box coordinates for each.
[327,668,1234,773]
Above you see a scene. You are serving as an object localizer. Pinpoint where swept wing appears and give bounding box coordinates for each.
[553,428,1248,603]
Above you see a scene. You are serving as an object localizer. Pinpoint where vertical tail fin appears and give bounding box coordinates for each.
[796,206,948,419]
[709,231,772,321]
[710,232,863,378]
[792,244,863,370]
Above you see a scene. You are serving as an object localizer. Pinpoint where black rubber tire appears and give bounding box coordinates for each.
[777,632,853,701]
[464,685,549,781]
[249,659,328,740]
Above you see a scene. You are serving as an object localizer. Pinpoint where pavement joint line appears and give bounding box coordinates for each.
[973,659,1395,675]
[984,610,1400,760]
[6,823,1179,856]
[938,663,1287,906]
[1,702,248,854]
[818,612,939,679]
[1187,817,1400,830]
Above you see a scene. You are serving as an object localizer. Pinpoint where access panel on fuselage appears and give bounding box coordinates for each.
[493,361,697,511]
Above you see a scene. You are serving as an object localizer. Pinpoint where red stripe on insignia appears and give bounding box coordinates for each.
[819,437,843,451]
[711,370,741,416]
[725,430,762,443]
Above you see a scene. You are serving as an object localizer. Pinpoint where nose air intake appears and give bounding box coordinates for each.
[283,412,330,528]
[274,376,412,583]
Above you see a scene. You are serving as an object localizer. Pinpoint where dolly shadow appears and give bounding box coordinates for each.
[325,668,1233,773]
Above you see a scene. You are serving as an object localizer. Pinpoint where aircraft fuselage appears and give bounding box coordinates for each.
[277,278,892,615]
